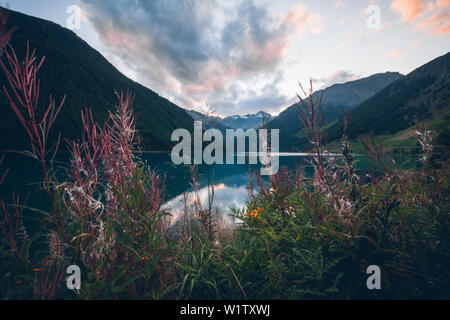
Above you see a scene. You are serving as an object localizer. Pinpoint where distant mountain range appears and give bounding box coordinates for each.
[185,110,272,131]
[1,7,447,156]
[185,110,230,132]
[221,111,272,130]
[267,72,403,151]
[327,52,450,142]
[0,7,193,152]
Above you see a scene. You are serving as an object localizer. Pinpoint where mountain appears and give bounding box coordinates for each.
[186,109,272,131]
[327,52,450,142]
[268,72,403,151]
[220,111,272,130]
[185,110,230,132]
[0,7,193,152]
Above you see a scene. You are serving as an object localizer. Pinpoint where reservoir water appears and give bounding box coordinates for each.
[0,152,418,229]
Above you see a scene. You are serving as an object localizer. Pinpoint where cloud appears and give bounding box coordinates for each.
[387,49,403,58]
[284,3,326,35]
[79,0,325,116]
[391,0,450,36]
[414,7,450,36]
[335,0,346,9]
[391,0,427,23]
[313,69,360,88]
[207,73,290,115]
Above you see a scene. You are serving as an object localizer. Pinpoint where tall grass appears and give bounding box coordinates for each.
[0,16,448,300]
[170,82,449,300]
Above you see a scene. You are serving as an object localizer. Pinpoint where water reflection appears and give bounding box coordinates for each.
[157,152,417,227]
[155,154,308,227]
[0,152,417,229]
[164,182,249,227]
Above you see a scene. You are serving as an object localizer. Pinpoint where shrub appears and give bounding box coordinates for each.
[0,20,448,300]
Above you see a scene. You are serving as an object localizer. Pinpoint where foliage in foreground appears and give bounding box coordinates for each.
[0,17,449,300]
[172,83,449,300]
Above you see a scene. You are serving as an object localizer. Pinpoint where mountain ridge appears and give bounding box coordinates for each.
[267,71,404,151]
[185,109,272,131]
[327,51,450,142]
[0,7,193,152]
[220,111,272,129]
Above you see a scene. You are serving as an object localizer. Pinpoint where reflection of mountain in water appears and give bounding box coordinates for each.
[145,154,310,228]
[164,183,249,228]
[146,154,255,227]
[1,152,416,233]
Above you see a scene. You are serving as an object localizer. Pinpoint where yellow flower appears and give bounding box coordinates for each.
[250,210,259,217]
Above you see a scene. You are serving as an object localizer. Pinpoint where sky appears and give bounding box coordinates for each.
[4,0,450,117]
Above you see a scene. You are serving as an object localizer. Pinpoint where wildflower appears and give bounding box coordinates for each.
[0,42,66,187]
[47,231,66,262]
[88,199,104,213]
[337,198,353,224]
[415,127,433,163]
[65,188,75,201]
[105,189,114,202]
[90,220,115,261]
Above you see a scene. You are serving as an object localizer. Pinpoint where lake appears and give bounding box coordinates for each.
[0,152,419,229]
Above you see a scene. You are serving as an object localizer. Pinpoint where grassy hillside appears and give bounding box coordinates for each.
[268,72,403,151]
[2,84,448,300]
[0,7,193,152]
[327,52,450,142]
[327,109,450,157]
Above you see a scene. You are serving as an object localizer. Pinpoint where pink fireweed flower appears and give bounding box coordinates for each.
[415,126,433,163]
[0,42,66,188]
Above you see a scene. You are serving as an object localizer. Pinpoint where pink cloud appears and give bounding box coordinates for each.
[313,69,360,87]
[308,14,326,34]
[391,0,450,36]
[285,4,325,35]
[436,0,450,9]
[182,36,291,98]
[103,30,134,47]
[335,0,346,9]
[387,49,403,58]
[414,9,450,36]
[285,4,309,31]
[391,0,427,23]
[183,62,242,96]
[254,38,290,64]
